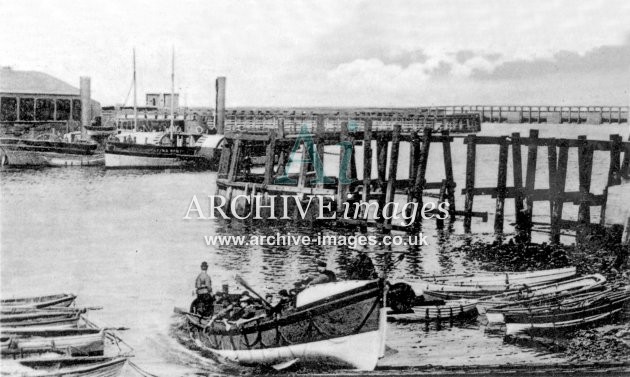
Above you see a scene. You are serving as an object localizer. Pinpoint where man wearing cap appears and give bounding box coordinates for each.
[195,261,214,316]
[306,261,337,286]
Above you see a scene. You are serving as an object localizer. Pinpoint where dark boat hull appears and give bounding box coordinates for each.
[0,139,101,167]
[184,280,385,370]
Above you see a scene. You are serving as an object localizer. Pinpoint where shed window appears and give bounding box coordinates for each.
[35,98,55,121]
[1,97,17,122]
[72,99,81,121]
[56,99,71,121]
[19,98,34,121]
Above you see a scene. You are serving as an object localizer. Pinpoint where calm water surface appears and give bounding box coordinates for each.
[1,123,627,375]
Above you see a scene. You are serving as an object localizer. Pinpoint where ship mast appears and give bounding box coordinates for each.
[133,48,138,132]
[170,47,175,140]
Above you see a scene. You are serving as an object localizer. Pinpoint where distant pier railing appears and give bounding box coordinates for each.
[439,106,629,124]
[223,112,481,134]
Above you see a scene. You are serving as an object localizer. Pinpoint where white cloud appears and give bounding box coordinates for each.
[1,0,630,106]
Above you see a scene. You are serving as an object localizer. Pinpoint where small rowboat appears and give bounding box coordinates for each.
[388,299,478,322]
[413,267,577,301]
[1,328,105,356]
[1,311,83,329]
[182,280,386,371]
[1,293,76,309]
[477,274,606,315]
[503,288,630,335]
[485,286,610,324]
[3,356,127,377]
[419,267,576,286]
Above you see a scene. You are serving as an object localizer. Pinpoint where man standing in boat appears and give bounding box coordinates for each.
[193,261,214,316]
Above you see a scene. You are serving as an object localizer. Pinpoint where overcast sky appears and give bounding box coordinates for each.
[2,0,630,107]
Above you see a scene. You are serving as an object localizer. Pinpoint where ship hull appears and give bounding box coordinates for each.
[0,139,101,167]
[185,280,385,370]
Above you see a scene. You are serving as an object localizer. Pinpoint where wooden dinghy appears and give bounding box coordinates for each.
[477,274,606,315]
[1,328,105,356]
[2,356,127,377]
[1,293,76,309]
[1,311,83,329]
[419,267,577,286]
[485,286,610,324]
[503,288,630,335]
[183,280,386,371]
[413,267,577,301]
[388,299,478,322]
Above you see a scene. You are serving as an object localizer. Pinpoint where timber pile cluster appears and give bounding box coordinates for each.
[565,325,630,362]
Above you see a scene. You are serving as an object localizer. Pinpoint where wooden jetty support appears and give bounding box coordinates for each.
[216,121,630,244]
[462,131,630,243]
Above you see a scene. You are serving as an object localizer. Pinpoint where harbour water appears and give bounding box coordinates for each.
[1,123,628,375]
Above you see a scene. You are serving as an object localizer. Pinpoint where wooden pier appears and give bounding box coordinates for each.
[215,118,630,245]
[441,105,630,124]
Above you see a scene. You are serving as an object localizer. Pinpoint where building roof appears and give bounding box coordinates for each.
[0,67,79,96]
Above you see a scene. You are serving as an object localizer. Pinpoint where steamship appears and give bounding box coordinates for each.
[103,50,224,169]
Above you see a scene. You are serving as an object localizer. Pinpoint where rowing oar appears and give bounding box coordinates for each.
[234,275,272,309]
[173,307,203,318]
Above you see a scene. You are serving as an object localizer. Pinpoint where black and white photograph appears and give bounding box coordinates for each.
[1,1,629,376]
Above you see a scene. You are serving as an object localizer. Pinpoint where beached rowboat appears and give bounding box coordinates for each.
[1,293,76,309]
[477,274,606,315]
[1,328,105,356]
[503,288,630,335]
[183,280,386,370]
[419,267,577,286]
[414,267,577,300]
[2,356,127,377]
[485,286,611,324]
[1,311,83,329]
[388,299,478,322]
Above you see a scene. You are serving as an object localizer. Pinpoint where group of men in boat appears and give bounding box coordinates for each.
[191,254,377,326]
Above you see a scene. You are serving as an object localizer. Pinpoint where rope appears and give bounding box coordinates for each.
[128,360,161,377]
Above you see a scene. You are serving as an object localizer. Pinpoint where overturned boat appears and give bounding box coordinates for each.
[181,280,386,370]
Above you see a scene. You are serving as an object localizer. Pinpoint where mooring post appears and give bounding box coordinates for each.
[547,138,558,225]
[217,140,232,179]
[409,131,420,182]
[551,143,569,244]
[263,130,277,185]
[494,137,509,236]
[362,119,373,223]
[436,179,447,230]
[600,134,622,225]
[524,129,539,241]
[577,135,594,241]
[337,121,352,213]
[442,130,456,218]
[511,132,525,221]
[227,139,242,182]
[383,125,401,232]
[621,140,630,179]
[375,137,388,224]
[412,128,432,226]
[464,134,477,233]
[215,77,226,134]
[315,115,325,189]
